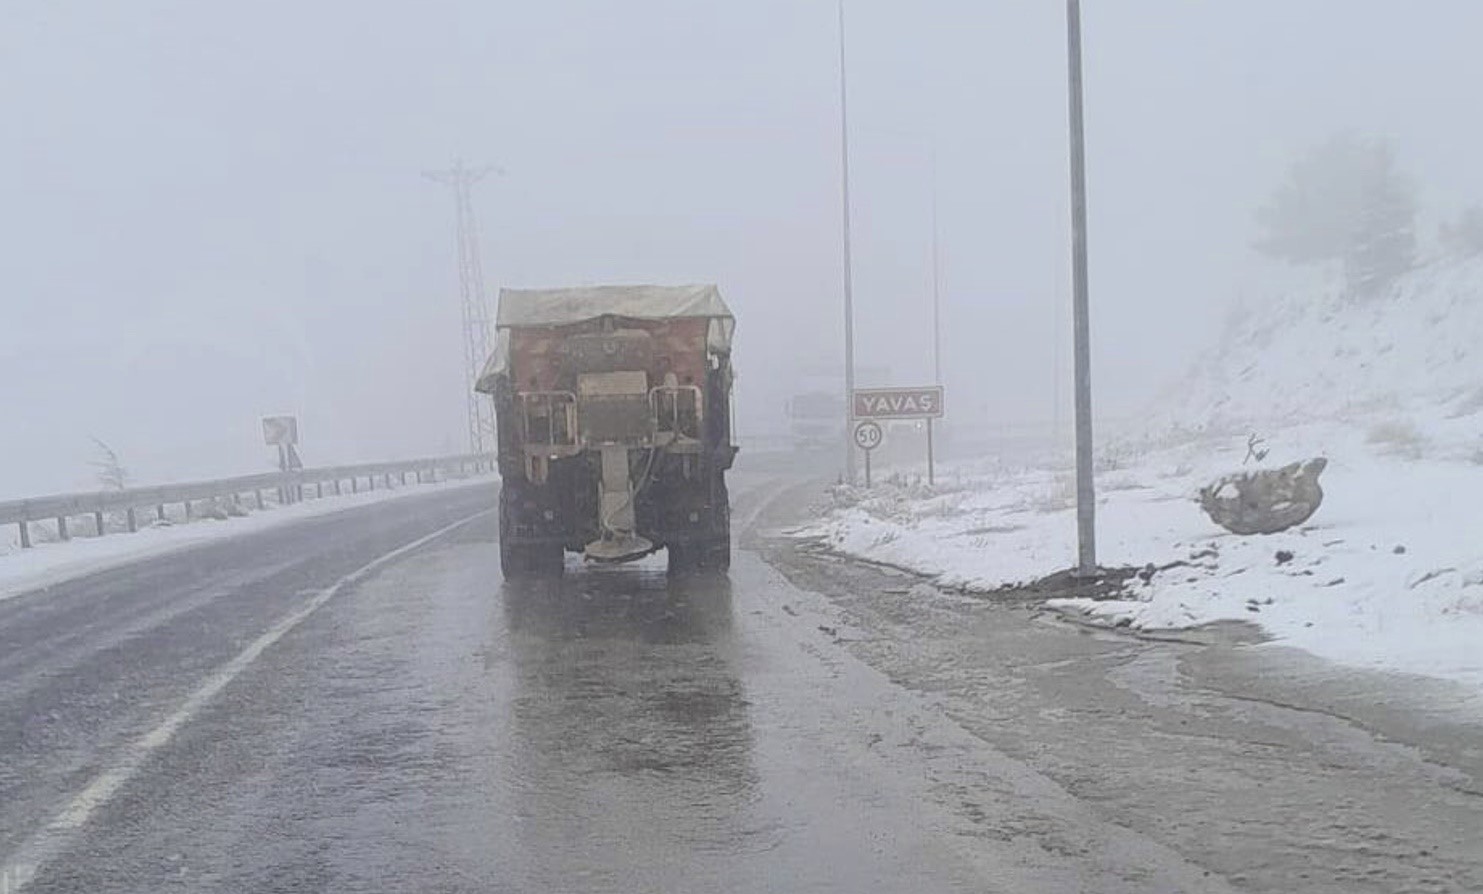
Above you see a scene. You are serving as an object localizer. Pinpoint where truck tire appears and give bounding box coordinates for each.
[666,542,697,575]
[500,539,564,579]
[666,536,730,575]
[698,536,731,572]
[704,474,732,572]
[499,487,564,579]
[667,470,731,575]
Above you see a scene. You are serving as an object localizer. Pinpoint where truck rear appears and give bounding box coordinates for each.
[475,284,737,577]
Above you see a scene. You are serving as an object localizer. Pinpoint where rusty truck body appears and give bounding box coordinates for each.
[475,284,737,576]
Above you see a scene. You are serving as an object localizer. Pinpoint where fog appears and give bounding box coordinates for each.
[4,1,1482,497]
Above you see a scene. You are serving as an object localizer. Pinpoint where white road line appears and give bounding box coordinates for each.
[733,475,800,536]
[0,508,494,893]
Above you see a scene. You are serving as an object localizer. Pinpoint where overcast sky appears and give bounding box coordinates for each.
[3,1,1482,497]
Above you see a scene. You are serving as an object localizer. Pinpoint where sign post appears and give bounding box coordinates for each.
[926,418,935,485]
[262,416,301,504]
[851,386,944,484]
[852,420,882,487]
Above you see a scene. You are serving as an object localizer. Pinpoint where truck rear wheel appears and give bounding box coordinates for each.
[500,539,564,579]
[668,470,731,575]
[667,537,730,575]
[499,487,564,579]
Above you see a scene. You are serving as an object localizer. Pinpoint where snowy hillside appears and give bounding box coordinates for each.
[1152,256,1483,455]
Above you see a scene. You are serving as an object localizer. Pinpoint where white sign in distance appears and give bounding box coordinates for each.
[852,386,944,420]
[262,415,299,447]
[853,420,883,452]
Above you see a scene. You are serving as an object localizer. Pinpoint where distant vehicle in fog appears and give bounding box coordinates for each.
[785,389,844,451]
[784,364,891,452]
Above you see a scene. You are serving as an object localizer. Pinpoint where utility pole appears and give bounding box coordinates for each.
[424,159,498,455]
[927,148,941,486]
[930,150,942,387]
[838,0,858,484]
[1065,0,1097,576]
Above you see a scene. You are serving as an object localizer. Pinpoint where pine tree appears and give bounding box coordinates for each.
[1343,141,1416,296]
[1440,205,1483,258]
[1255,133,1417,297]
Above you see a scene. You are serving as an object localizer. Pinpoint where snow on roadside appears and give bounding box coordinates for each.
[799,427,1483,688]
[797,256,1483,689]
[0,475,497,601]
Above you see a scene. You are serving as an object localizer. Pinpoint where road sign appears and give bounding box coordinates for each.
[853,420,883,451]
[852,385,944,420]
[262,415,299,447]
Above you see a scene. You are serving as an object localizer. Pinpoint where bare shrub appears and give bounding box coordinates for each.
[1366,419,1427,459]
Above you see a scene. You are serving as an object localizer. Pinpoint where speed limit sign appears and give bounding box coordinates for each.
[853,420,883,451]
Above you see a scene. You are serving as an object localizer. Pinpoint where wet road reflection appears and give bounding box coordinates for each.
[4,502,992,894]
[493,562,772,889]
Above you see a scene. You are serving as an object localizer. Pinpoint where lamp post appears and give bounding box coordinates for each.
[1065,0,1097,576]
[837,0,858,484]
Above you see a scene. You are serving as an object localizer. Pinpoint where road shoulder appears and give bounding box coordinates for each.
[754,477,1483,893]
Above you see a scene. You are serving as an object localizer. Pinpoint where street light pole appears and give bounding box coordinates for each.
[930,149,942,386]
[928,148,940,486]
[1065,0,1097,576]
[838,0,858,485]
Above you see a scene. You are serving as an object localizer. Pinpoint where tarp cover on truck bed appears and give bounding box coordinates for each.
[476,284,734,392]
[496,284,731,328]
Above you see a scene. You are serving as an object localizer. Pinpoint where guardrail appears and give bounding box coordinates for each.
[0,452,496,549]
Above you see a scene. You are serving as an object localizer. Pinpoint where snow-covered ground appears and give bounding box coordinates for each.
[798,256,1483,689]
[0,475,496,602]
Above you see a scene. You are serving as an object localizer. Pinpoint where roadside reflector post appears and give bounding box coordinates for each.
[127,508,137,533]
[18,520,30,549]
[94,511,105,537]
[57,516,69,541]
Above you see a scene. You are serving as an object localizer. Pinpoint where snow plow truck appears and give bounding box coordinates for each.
[475,284,737,577]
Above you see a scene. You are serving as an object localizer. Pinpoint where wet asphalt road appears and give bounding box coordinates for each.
[1,472,1480,892]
